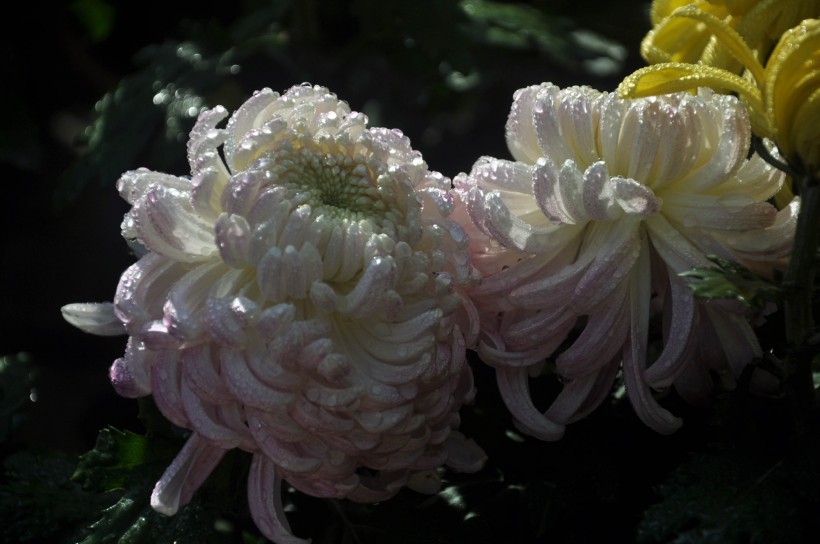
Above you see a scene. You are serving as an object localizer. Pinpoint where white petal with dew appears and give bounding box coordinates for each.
[61,302,125,336]
[151,433,226,516]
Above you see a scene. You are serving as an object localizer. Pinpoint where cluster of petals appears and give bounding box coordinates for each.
[621,1,820,173]
[454,83,797,440]
[641,0,820,74]
[63,84,485,544]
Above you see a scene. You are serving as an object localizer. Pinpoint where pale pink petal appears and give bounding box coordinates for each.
[570,217,641,313]
[623,243,682,434]
[532,84,575,165]
[220,347,295,410]
[556,281,630,378]
[180,377,244,448]
[114,253,184,328]
[133,184,216,262]
[247,414,323,474]
[561,358,621,423]
[162,262,237,342]
[247,454,310,544]
[61,302,125,336]
[109,339,155,398]
[661,192,776,230]
[223,88,280,170]
[500,306,576,353]
[644,214,712,273]
[671,94,750,193]
[151,350,190,428]
[214,213,252,268]
[187,106,229,177]
[645,276,697,388]
[151,433,226,515]
[557,86,601,167]
[616,99,664,181]
[544,363,622,426]
[180,344,233,404]
[496,367,565,440]
[116,169,189,206]
[505,85,549,164]
[611,176,663,217]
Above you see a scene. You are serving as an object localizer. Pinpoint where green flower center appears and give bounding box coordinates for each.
[261,143,421,245]
[276,146,387,218]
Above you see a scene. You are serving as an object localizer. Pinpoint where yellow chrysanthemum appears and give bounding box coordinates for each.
[643,0,820,74]
[766,20,820,174]
[620,16,820,175]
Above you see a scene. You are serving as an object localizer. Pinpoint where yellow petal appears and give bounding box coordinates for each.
[664,4,766,84]
[642,1,724,64]
[641,21,712,64]
[650,0,697,25]
[618,63,770,137]
[765,19,820,171]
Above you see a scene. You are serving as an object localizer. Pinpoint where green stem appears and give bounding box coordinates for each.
[782,174,820,436]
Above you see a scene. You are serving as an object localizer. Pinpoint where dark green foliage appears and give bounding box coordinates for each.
[0,449,110,543]
[638,440,820,544]
[54,41,241,208]
[71,426,224,544]
[72,427,179,493]
[680,254,782,309]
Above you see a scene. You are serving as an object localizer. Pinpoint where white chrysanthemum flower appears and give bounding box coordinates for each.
[63,84,485,544]
[455,83,796,440]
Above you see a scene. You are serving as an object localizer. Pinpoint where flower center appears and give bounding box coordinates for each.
[273,146,389,220]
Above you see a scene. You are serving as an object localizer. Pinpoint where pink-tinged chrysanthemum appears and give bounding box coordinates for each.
[454,84,796,440]
[62,84,485,544]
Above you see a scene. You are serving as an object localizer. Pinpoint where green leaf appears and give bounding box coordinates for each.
[70,425,229,544]
[0,449,112,544]
[459,0,626,75]
[72,427,179,493]
[71,0,116,43]
[78,487,216,544]
[679,254,781,309]
[54,40,240,209]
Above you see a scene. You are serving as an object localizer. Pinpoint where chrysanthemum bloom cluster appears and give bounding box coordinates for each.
[622,1,820,174]
[63,84,485,544]
[642,0,819,74]
[455,83,797,439]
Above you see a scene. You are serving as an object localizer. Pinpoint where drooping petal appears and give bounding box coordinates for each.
[645,274,697,388]
[623,237,682,434]
[151,433,226,515]
[495,367,565,441]
[247,454,310,544]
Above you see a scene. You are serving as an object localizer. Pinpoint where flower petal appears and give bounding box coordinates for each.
[495,367,565,441]
[623,237,682,434]
[247,454,310,544]
[61,302,125,336]
[151,433,226,516]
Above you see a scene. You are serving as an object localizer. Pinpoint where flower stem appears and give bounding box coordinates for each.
[782,173,820,436]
